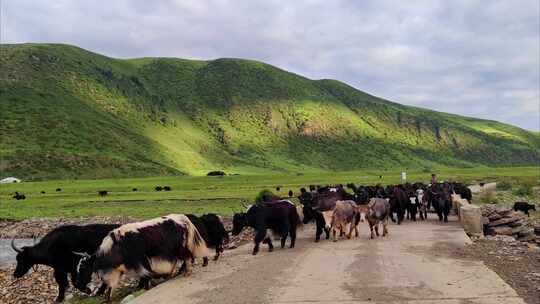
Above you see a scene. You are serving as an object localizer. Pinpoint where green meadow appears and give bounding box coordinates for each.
[1,44,539,180]
[1,167,538,220]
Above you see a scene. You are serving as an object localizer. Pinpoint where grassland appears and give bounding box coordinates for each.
[1,43,539,180]
[1,167,538,220]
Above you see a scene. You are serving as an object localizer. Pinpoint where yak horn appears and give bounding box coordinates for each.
[72,251,91,258]
[241,201,250,209]
[11,239,22,253]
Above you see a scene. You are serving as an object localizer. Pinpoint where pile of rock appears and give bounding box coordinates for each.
[481,204,539,244]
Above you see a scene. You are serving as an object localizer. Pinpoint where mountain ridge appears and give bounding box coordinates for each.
[1,43,538,179]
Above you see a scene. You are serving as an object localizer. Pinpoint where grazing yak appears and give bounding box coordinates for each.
[13,191,26,200]
[363,198,390,239]
[186,213,229,265]
[75,215,209,302]
[232,200,300,255]
[11,224,119,302]
[98,190,108,197]
[330,200,359,242]
[514,202,536,216]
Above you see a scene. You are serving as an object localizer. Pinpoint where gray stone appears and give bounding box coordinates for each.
[121,294,135,304]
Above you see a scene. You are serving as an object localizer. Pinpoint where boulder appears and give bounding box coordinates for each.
[460,204,483,237]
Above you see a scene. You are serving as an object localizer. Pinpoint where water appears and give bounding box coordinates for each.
[0,239,37,267]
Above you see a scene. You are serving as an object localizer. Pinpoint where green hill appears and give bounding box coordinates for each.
[1,43,539,179]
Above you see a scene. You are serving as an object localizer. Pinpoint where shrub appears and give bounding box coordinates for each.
[207,170,226,176]
[422,167,432,173]
[255,189,279,203]
[513,183,533,197]
[496,180,512,191]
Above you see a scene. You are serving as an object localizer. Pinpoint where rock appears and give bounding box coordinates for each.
[511,226,527,235]
[535,227,540,236]
[492,226,513,236]
[488,216,523,227]
[518,235,538,242]
[503,211,525,219]
[488,213,502,221]
[519,228,535,238]
[508,220,525,227]
[481,216,490,225]
[121,294,135,304]
[528,244,540,252]
[486,235,516,242]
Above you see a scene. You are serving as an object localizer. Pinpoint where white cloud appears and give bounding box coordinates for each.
[1,0,538,130]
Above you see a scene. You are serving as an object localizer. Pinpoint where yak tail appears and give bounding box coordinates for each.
[295,205,304,230]
[185,217,210,258]
[295,205,304,229]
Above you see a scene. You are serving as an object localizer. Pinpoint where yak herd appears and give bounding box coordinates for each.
[9,180,472,303]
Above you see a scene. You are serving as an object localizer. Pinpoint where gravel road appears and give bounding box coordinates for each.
[133,215,526,304]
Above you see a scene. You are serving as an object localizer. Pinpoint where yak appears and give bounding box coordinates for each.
[232,200,300,255]
[75,214,209,302]
[186,213,229,265]
[363,198,390,239]
[11,224,119,302]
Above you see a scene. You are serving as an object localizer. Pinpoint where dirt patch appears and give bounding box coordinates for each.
[451,238,540,304]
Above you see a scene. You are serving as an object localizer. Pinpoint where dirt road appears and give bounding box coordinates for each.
[133,215,525,304]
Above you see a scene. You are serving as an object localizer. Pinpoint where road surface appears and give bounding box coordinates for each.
[133,215,524,304]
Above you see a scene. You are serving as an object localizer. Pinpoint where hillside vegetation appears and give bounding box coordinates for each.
[1,43,539,179]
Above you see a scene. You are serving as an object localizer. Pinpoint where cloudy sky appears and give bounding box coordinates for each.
[2,0,539,130]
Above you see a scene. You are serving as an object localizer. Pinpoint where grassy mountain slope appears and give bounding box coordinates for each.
[1,43,538,179]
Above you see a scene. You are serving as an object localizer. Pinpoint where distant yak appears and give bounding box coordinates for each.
[13,192,26,200]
